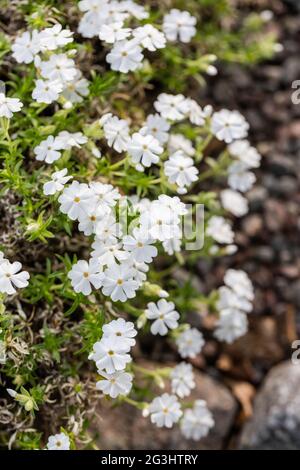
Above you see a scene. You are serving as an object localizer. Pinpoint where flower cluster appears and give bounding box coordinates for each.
[78,1,197,73]
[89,318,136,398]
[0,251,30,295]
[215,269,254,343]
[12,24,89,107]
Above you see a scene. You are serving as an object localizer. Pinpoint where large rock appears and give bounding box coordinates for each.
[92,363,237,450]
[240,361,300,449]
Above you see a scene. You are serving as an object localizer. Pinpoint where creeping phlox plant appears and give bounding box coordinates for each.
[0,0,277,450]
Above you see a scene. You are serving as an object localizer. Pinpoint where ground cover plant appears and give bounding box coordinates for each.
[0,0,279,450]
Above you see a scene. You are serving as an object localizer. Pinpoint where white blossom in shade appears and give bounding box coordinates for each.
[141,114,170,144]
[217,286,253,314]
[94,216,122,244]
[54,131,88,150]
[46,433,70,450]
[180,400,214,440]
[0,93,23,119]
[58,181,94,221]
[211,109,249,144]
[214,308,248,343]
[163,9,197,43]
[102,318,137,349]
[89,182,121,210]
[61,70,89,107]
[168,133,195,157]
[176,328,205,359]
[224,269,254,301]
[0,261,30,295]
[91,241,128,267]
[162,236,182,255]
[78,205,107,236]
[40,53,77,83]
[99,22,132,43]
[164,151,199,191]
[206,216,234,244]
[171,362,195,398]
[154,93,189,121]
[106,40,143,73]
[228,161,256,193]
[43,168,72,196]
[228,140,261,169]
[186,99,206,126]
[103,115,130,153]
[39,24,73,50]
[145,299,179,336]
[101,263,139,302]
[32,79,63,104]
[148,393,182,428]
[11,30,42,64]
[123,228,158,263]
[96,371,133,398]
[220,189,249,217]
[34,136,63,164]
[68,260,103,295]
[127,132,163,170]
[89,336,131,374]
[132,25,166,51]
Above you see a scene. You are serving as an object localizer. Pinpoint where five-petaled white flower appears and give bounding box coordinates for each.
[123,228,158,263]
[102,318,137,350]
[176,328,205,358]
[132,25,166,51]
[34,136,63,164]
[127,132,163,171]
[58,181,94,221]
[180,400,214,440]
[89,336,132,374]
[68,260,103,295]
[103,115,130,153]
[96,371,133,398]
[32,79,63,103]
[102,263,139,302]
[99,22,132,44]
[43,168,72,195]
[154,93,189,121]
[211,109,249,144]
[0,93,23,119]
[148,393,182,428]
[164,150,198,193]
[0,261,30,295]
[145,299,180,336]
[163,9,197,43]
[141,114,170,144]
[46,433,70,450]
[40,53,77,83]
[106,40,143,73]
[171,362,195,398]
